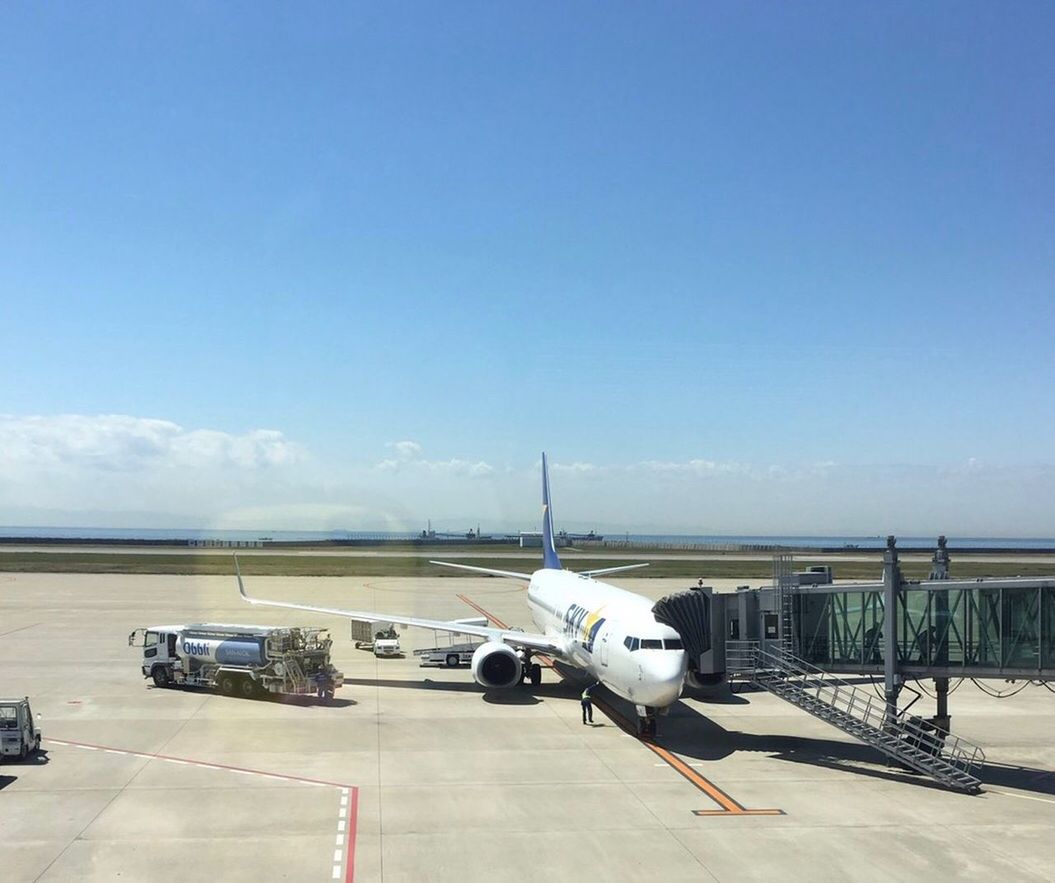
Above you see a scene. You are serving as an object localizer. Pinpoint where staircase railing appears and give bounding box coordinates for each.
[726,640,985,792]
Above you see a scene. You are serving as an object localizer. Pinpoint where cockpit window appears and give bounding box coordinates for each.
[626,636,681,651]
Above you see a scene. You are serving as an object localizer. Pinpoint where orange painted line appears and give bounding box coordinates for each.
[456,594,783,817]
[456,594,509,628]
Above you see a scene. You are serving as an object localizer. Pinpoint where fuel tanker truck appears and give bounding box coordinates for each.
[128,623,344,700]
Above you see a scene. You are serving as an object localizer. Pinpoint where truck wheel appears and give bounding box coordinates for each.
[239,678,258,699]
[445,654,460,668]
[152,667,170,688]
[530,663,542,687]
[218,674,237,696]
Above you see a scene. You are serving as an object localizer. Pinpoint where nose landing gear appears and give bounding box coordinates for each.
[635,705,659,737]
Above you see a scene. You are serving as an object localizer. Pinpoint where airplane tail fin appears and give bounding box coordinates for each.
[541,452,562,570]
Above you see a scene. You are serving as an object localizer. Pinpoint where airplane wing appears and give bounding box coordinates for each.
[234,558,568,658]
[428,560,533,579]
[579,563,650,578]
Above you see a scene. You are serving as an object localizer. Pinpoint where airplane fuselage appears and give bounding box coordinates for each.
[526,569,687,709]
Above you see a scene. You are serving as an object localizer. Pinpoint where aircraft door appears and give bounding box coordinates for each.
[599,632,609,666]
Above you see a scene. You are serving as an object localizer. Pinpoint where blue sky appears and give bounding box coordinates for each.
[1,3,1053,534]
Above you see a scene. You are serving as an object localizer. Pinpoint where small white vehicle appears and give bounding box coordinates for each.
[351,620,402,657]
[0,697,41,762]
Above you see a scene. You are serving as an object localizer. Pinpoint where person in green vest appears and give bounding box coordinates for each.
[581,681,600,724]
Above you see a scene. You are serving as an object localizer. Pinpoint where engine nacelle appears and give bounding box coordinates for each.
[470,641,522,689]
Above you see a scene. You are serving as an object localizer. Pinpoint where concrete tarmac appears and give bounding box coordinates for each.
[2,573,1054,882]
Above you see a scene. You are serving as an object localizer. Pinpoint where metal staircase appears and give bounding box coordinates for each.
[727,641,985,793]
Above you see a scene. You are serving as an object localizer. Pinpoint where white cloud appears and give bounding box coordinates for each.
[550,461,598,474]
[387,440,423,460]
[638,458,752,477]
[375,442,493,478]
[0,414,307,525]
[377,456,494,477]
[3,418,1054,535]
[0,414,301,473]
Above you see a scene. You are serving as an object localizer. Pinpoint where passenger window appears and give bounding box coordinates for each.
[145,632,158,647]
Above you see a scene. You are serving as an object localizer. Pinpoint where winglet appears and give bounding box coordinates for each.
[234,554,252,602]
[541,452,562,570]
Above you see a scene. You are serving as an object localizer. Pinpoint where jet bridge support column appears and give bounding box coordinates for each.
[930,536,952,731]
[934,677,951,731]
[883,536,902,723]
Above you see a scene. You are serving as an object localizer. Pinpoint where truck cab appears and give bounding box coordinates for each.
[0,697,41,761]
[130,627,181,686]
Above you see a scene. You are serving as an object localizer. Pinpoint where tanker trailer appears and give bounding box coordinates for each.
[128,623,344,700]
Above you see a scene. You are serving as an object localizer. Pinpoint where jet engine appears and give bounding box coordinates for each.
[470,641,522,689]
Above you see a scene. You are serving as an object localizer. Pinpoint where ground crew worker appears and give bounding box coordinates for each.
[581,681,599,724]
[315,669,333,703]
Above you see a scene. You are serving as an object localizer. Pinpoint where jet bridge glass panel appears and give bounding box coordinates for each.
[798,584,1055,677]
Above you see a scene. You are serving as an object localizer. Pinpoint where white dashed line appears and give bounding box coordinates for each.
[47,737,355,880]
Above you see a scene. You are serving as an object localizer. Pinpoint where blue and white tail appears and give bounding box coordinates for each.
[432,452,648,581]
[541,452,562,570]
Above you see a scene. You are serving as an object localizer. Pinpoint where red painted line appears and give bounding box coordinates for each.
[344,786,359,883]
[46,737,362,879]
[47,737,349,788]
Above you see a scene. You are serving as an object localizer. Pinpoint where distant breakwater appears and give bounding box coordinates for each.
[2,535,1054,555]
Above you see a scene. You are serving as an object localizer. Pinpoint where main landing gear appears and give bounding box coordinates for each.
[518,651,543,688]
[635,706,658,738]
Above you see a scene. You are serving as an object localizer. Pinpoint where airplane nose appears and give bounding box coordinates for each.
[640,651,688,707]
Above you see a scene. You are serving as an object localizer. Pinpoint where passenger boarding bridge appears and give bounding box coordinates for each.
[652,536,1055,793]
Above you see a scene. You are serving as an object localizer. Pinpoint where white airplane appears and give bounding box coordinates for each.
[236,453,688,734]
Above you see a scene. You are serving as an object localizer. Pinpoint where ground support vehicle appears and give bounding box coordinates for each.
[414,637,543,685]
[0,697,41,761]
[129,623,344,700]
[351,620,402,657]
[416,641,480,668]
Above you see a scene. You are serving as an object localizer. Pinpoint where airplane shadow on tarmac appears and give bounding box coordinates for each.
[341,673,1055,797]
[652,692,1055,798]
[0,775,17,791]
